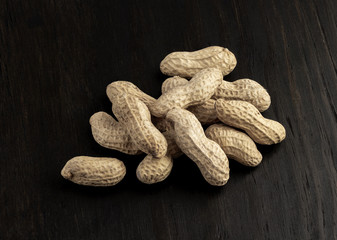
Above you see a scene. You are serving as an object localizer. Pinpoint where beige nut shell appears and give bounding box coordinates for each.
[90,112,142,155]
[205,124,262,167]
[187,99,218,125]
[106,81,156,108]
[151,68,223,118]
[136,155,173,184]
[215,99,286,145]
[166,108,230,186]
[214,79,271,112]
[161,76,189,94]
[111,94,168,158]
[160,46,237,78]
[61,156,126,186]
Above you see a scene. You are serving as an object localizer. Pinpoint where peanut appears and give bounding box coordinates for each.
[161,77,218,124]
[111,94,168,158]
[162,130,182,159]
[136,122,183,184]
[151,68,223,118]
[166,108,230,186]
[214,79,271,112]
[106,81,156,108]
[187,99,218,125]
[90,112,142,155]
[160,46,237,78]
[161,76,188,94]
[215,99,286,145]
[136,155,173,184]
[61,156,126,186]
[205,124,262,167]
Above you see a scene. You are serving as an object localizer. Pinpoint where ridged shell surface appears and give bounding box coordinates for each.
[214,79,271,112]
[160,46,237,78]
[61,156,126,186]
[90,112,141,155]
[160,75,218,125]
[111,94,168,158]
[106,81,156,108]
[136,155,173,184]
[215,100,286,145]
[151,68,223,118]
[205,124,262,167]
[166,108,229,186]
[187,99,218,125]
[161,76,189,93]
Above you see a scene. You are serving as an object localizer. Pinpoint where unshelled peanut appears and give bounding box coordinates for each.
[187,99,218,125]
[111,94,168,158]
[166,108,230,186]
[205,124,262,167]
[161,76,189,94]
[160,76,218,124]
[215,99,286,145]
[160,46,237,78]
[106,81,155,108]
[136,155,173,184]
[136,122,183,184]
[214,79,271,112]
[151,68,222,118]
[61,156,126,186]
[90,112,141,155]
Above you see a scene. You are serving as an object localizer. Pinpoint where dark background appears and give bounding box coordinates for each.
[1,0,337,239]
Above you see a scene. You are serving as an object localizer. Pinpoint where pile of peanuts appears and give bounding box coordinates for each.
[61,46,286,187]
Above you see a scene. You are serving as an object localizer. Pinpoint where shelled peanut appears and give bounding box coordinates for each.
[61,46,286,188]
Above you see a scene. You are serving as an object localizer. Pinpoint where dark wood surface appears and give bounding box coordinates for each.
[1,0,337,239]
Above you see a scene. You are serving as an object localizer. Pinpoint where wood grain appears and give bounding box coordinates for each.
[1,0,337,239]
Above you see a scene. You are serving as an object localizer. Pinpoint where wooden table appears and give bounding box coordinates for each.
[1,0,337,239]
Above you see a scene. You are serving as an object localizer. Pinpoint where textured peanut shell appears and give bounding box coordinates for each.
[161,75,218,125]
[61,156,126,186]
[205,124,262,167]
[151,68,223,118]
[162,130,182,159]
[166,108,230,186]
[136,129,182,184]
[106,81,156,108]
[187,99,219,125]
[136,155,173,184]
[152,118,182,158]
[89,112,141,155]
[160,46,237,78]
[161,76,189,94]
[216,100,286,145]
[214,79,271,112]
[111,94,168,158]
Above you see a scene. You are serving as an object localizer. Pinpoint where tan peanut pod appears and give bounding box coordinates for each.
[166,108,230,186]
[214,79,271,112]
[160,46,237,78]
[136,155,173,184]
[152,116,173,132]
[106,81,156,108]
[205,124,262,167]
[89,112,142,155]
[215,100,286,145]
[136,130,182,184]
[151,68,223,118]
[161,74,218,125]
[111,94,168,158]
[61,156,126,186]
[187,99,218,125]
[161,76,189,93]
[162,130,182,159]
[152,118,182,157]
